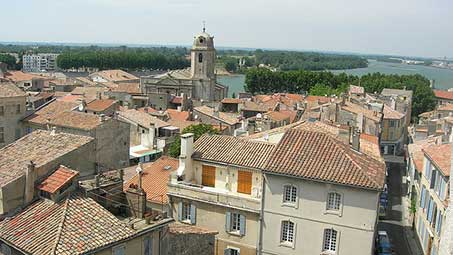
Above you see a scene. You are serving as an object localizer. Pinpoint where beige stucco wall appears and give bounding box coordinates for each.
[261,174,379,255]
[0,95,26,148]
[171,197,259,255]
[89,230,161,255]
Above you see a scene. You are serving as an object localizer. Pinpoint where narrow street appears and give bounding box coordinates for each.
[378,162,412,255]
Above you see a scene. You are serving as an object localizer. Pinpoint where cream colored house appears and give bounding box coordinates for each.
[0,82,27,148]
[247,122,386,255]
[412,143,450,255]
[168,133,275,255]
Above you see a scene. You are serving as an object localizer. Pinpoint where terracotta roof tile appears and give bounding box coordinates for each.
[423,143,452,176]
[0,82,26,97]
[0,130,93,187]
[29,111,105,131]
[438,104,453,112]
[265,111,291,122]
[193,135,276,169]
[118,109,170,129]
[37,165,79,194]
[0,195,135,255]
[3,71,44,82]
[124,156,178,204]
[91,69,138,82]
[221,98,242,104]
[342,101,382,122]
[169,222,218,235]
[167,109,190,121]
[265,129,386,190]
[434,90,453,100]
[111,82,141,94]
[383,105,405,119]
[86,99,117,112]
[194,106,240,126]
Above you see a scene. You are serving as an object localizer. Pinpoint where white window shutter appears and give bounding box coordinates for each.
[190,204,197,224]
[225,212,231,232]
[178,202,182,221]
[239,214,246,236]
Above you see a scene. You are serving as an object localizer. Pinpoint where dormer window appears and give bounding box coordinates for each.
[37,165,79,201]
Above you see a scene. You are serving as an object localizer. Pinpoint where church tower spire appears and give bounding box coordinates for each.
[190,27,215,79]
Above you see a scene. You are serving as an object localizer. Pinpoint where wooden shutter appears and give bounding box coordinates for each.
[237,170,252,194]
[178,202,183,221]
[239,214,246,236]
[202,165,216,187]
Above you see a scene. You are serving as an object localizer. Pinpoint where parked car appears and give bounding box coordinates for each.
[376,231,394,255]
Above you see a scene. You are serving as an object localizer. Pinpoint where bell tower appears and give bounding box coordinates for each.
[190,24,216,80]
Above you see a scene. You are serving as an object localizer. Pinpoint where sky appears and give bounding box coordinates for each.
[0,0,452,58]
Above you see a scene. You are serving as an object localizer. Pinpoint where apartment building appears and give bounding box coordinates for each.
[22,53,59,72]
[412,143,450,255]
[0,82,27,148]
[168,133,276,255]
[260,127,386,255]
[381,105,406,155]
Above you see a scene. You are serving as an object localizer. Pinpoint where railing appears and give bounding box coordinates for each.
[168,182,261,212]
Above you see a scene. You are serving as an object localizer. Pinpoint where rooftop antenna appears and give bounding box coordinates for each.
[202,20,206,32]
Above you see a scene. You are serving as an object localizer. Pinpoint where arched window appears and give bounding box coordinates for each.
[323,228,338,252]
[198,53,203,63]
[327,192,342,211]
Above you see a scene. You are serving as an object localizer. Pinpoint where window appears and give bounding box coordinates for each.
[283,185,297,204]
[0,106,4,116]
[112,245,125,255]
[202,165,216,187]
[178,202,196,224]
[280,221,295,245]
[389,120,396,127]
[0,127,4,143]
[226,212,246,236]
[144,236,152,255]
[16,104,21,114]
[237,170,252,194]
[224,248,240,255]
[323,229,338,253]
[327,192,341,211]
[198,53,203,63]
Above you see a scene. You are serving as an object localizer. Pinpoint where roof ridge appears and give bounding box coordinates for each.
[51,196,71,255]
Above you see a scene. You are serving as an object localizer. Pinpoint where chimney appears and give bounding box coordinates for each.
[136,163,144,190]
[351,127,361,152]
[99,113,106,122]
[147,123,155,148]
[125,163,147,219]
[213,106,219,118]
[176,133,194,180]
[25,161,36,204]
[50,126,57,136]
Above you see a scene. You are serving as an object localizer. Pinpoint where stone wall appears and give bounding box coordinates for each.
[168,231,216,255]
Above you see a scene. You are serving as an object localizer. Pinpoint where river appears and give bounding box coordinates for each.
[218,60,453,96]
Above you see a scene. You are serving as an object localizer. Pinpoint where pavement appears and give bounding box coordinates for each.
[378,162,423,255]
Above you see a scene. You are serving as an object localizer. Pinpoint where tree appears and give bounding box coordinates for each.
[224,58,238,73]
[168,124,220,158]
[0,54,18,70]
[232,92,236,99]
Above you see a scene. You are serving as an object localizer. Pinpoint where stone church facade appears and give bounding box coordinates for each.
[140,30,228,102]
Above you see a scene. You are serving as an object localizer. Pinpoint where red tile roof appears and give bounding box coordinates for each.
[193,135,276,169]
[86,99,117,112]
[221,98,242,104]
[37,165,79,194]
[438,104,453,112]
[265,129,386,190]
[423,143,452,176]
[434,90,453,100]
[169,222,218,235]
[167,109,190,121]
[0,195,135,255]
[0,82,27,97]
[383,105,405,120]
[124,156,178,204]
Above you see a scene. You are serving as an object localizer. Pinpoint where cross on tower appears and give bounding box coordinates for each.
[202,21,206,32]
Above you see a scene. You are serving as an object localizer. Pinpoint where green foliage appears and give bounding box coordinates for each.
[57,49,189,70]
[232,92,236,99]
[245,68,435,120]
[254,50,368,71]
[409,196,417,214]
[0,54,18,70]
[168,124,220,158]
[224,57,238,73]
[309,83,348,96]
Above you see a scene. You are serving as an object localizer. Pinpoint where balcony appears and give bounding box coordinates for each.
[167,181,261,213]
